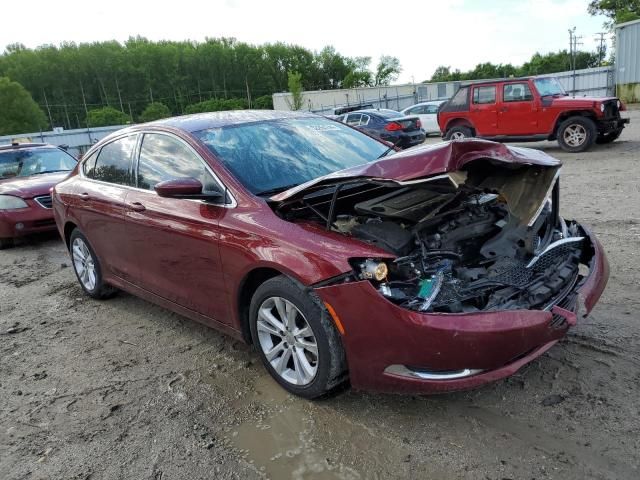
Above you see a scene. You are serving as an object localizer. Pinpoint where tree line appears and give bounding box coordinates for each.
[0,37,400,133]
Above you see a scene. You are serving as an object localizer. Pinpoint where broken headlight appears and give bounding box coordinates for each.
[351,258,389,282]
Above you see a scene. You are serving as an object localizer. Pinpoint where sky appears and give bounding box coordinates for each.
[1,0,610,83]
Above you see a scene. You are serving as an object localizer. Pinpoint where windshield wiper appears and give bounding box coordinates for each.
[31,170,71,175]
[256,183,300,197]
[377,138,403,159]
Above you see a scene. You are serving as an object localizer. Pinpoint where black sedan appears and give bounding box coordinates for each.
[337,109,425,149]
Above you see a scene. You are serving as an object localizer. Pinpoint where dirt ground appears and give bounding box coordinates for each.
[2,110,639,480]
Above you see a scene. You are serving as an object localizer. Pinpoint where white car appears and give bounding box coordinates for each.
[401,100,445,135]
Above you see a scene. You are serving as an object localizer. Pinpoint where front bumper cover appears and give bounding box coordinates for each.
[0,199,56,239]
[314,225,608,394]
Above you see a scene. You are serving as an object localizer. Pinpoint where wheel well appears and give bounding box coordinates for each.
[552,110,597,138]
[63,222,77,249]
[237,267,283,344]
[445,118,475,135]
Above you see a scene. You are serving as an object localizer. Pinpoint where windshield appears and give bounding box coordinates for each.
[194,117,388,195]
[533,78,567,96]
[0,147,77,180]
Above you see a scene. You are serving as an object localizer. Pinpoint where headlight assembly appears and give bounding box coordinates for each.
[600,103,605,113]
[0,195,28,210]
[351,258,390,282]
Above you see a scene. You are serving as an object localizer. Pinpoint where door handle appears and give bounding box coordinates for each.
[500,107,509,113]
[79,192,90,201]
[129,202,146,212]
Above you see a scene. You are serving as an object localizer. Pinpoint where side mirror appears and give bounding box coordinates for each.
[154,177,222,201]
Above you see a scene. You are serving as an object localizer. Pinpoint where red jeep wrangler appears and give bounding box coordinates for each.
[437,77,629,152]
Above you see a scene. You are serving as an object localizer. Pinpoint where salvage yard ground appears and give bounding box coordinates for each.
[1,109,639,480]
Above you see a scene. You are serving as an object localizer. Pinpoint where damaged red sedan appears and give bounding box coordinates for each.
[52,111,608,398]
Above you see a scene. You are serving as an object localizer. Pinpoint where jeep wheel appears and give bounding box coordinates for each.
[445,126,473,141]
[596,128,623,144]
[557,117,596,152]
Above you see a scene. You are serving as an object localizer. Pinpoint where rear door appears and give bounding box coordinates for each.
[469,85,498,136]
[497,82,540,135]
[124,132,230,323]
[74,134,138,280]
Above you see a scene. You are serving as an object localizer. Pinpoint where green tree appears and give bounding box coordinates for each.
[342,57,372,88]
[184,98,247,114]
[374,55,401,86]
[139,102,171,122]
[287,71,304,110]
[253,95,273,109]
[588,0,640,28]
[86,106,131,127]
[0,76,48,135]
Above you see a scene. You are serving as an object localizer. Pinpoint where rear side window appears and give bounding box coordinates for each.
[473,86,496,104]
[441,87,469,112]
[93,135,137,185]
[137,133,220,194]
[345,113,362,125]
[424,104,439,114]
[503,83,534,102]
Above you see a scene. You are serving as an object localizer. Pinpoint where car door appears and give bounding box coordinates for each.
[124,132,231,323]
[469,85,499,136]
[422,104,441,133]
[497,82,540,135]
[75,134,138,280]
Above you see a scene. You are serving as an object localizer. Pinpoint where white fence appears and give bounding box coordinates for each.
[0,125,126,157]
[273,66,615,115]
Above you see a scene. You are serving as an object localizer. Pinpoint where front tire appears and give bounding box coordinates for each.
[557,116,596,152]
[445,126,473,141]
[249,275,347,399]
[69,229,117,299]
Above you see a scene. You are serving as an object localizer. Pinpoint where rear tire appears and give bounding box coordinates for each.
[69,229,117,299]
[445,126,473,141]
[557,116,596,152]
[0,238,14,249]
[596,128,623,144]
[249,275,348,399]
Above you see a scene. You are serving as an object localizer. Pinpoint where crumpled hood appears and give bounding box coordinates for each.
[271,139,560,202]
[550,95,617,106]
[0,172,70,198]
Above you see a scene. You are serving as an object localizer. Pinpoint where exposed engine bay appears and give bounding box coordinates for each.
[273,160,594,314]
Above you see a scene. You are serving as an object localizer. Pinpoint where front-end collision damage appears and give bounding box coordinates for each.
[271,141,609,393]
[270,142,609,393]
[274,150,602,319]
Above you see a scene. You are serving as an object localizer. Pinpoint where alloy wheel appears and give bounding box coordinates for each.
[563,124,587,147]
[72,237,97,291]
[256,296,319,386]
[450,131,466,140]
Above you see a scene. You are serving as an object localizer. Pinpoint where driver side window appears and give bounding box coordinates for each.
[136,133,221,195]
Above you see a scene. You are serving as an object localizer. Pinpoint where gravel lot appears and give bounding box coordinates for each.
[1,109,639,480]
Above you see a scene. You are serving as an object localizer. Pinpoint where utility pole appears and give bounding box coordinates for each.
[79,80,89,116]
[568,27,582,97]
[115,77,124,112]
[595,32,607,66]
[42,89,54,129]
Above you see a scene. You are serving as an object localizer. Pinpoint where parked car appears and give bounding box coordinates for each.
[0,143,77,248]
[437,76,630,152]
[401,100,445,135]
[337,109,425,149]
[53,111,608,398]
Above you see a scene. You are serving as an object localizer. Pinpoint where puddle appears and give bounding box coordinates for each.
[230,376,360,480]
